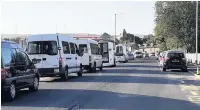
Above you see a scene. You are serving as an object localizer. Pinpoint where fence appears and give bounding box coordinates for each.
[186,53,200,64]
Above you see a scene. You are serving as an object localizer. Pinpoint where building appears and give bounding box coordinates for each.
[139,47,160,53]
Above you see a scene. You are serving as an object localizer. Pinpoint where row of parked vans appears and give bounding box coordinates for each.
[1,33,117,101]
[27,34,117,79]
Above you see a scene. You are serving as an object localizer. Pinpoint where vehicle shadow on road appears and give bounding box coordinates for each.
[116,64,159,68]
[67,75,200,86]
[1,89,200,110]
[103,68,190,76]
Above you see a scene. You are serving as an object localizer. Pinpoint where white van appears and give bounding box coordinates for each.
[99,40,116,67]
[77,39,103,72]
[115,44,128,63]
[27,34,83,80]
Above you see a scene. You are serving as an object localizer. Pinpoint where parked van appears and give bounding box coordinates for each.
[115,44,128,63]
[77,39,103,72]
[99,40,116,67]
[27,34,83,80]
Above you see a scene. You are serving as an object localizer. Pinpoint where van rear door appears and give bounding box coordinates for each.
[27,36,43,69]
[41,35,59,70]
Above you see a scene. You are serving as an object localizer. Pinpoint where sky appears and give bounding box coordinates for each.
[1,1,156,35]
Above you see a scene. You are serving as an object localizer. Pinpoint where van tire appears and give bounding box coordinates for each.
[92,62,96,73]
[112,59,116,67]
[77,65,83,76]
[99,63,103,71]
[62,68,69,81]
[29,76,39,92]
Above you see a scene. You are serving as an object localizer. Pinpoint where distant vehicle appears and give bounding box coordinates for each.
[143,53,149,58]
[115,44,129,63]
[134,51,143,58]
[1,40,40,101]
[27,34,83,80]
[99,41,116,67]
[128,53,134,60]
[77,39,103,72]
[149,52,155,56]
[160,50,187,72]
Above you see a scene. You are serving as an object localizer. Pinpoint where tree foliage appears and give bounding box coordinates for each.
[154,1,200,52]
[120,29,143,45]
[143,34,154,46]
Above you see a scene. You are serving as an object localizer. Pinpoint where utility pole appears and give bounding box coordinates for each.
[196,1,199,75]
[114,14,116,47]
[134,35,136,50]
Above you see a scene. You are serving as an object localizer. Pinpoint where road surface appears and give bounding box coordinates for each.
[2,58,200,110]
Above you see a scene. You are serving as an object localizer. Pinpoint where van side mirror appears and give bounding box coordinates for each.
[58,47,61,50]
[76,50,83,56]
[32,60,38,64]
[32,58,39,64]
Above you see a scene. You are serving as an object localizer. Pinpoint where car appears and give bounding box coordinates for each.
[134,51,143,58]
[143,53,149,58]
[27,34,83,80]
[160,50,187,72]
[77,39,103,72]
[128,53,134,60]
[1,40,40,101]
[149,52,155,56]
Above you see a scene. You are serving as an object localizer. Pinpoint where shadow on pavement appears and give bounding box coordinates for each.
[103,68,190,76]
[116,64,159,68]
[44,74,200,86]
[2,89,200,110]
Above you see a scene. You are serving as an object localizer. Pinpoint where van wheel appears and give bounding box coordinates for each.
[6,83,16,101]
[113,59,116,67]
[78,65,83,76]
[62,68,69,81]
[99,63,103,71]
[92,62,96,73]
[29,77,39,92]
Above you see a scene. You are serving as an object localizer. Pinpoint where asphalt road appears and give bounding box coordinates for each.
[2,57,200,110]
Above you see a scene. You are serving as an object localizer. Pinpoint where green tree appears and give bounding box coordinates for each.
[154,1,200,52]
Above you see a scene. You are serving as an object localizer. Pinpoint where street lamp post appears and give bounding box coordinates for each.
[196,1,199,75]
[114,14,116,46]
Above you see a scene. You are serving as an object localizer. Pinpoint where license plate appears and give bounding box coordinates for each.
[103,58,108,61]
[54,69,59,73]
[172,60,179,62]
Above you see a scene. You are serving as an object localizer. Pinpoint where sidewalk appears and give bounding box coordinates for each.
[188,63,200,79]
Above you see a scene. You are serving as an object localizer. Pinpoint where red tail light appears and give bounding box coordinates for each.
[59,57,62,65]
[164,57,169,61]
[1,68,6,79]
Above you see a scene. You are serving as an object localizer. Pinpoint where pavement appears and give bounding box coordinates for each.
[1,57,200,110]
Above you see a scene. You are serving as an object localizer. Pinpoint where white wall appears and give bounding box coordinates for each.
[186,53,200,64]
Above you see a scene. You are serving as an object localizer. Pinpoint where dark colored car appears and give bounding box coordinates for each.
[143,53,149,58]
[1,40,40,101]
[128,53,134,60]
[134,52,143,58]
[161,51,187,72]
[150,52,155,56]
